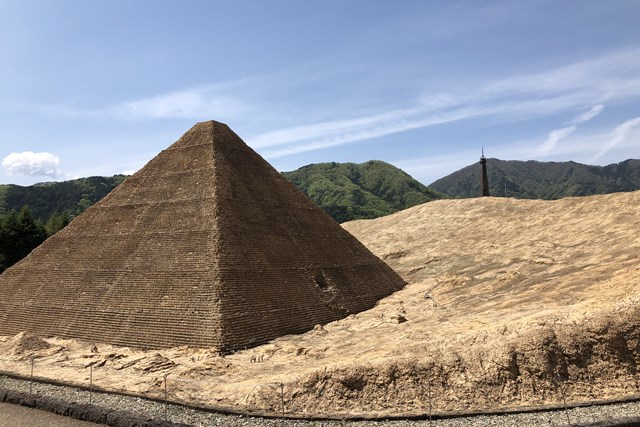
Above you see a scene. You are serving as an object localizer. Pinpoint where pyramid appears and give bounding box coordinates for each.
[0,121,405,352]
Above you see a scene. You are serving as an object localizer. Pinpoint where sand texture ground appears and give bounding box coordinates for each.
[1,191,639,418]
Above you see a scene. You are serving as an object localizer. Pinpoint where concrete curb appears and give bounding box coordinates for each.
[574,420,640,427]
[0,387,190,427]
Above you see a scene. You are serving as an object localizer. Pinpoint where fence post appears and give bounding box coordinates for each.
[428,380,433,424]
[163,373,170,421]
[280,382,285,423]
[556,374,571,426]
[89,364,93,405]
[29,356,35,394]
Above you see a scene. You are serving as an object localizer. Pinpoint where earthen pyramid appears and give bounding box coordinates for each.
[0,121,405,352]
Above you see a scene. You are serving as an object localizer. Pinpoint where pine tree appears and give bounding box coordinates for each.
[0,206,47,271]
[45,210,72,236]
[0,213,8,272]
[0,210,20,270]
[17,206,47,255]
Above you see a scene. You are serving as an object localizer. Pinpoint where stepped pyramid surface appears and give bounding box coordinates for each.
[0,121,405,352]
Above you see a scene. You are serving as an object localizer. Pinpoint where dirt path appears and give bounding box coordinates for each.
[0,402,103,427]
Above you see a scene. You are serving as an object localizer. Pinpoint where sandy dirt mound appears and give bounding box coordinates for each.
[1,191,639,417]
[0,332,51,357]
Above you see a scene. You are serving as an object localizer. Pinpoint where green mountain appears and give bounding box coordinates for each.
[283,160,443,222]
[0,161,441,225]
[0,175,127,220]
[429,158,640,199]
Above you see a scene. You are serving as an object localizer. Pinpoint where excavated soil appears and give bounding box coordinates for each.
[0,192,639,418]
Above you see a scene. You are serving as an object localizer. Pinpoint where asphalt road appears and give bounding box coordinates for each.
[0,402,104,427]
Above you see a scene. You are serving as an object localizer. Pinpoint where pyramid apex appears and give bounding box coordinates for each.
[176,120,232,136]
[165,120,237,151]
[193,119,229,128]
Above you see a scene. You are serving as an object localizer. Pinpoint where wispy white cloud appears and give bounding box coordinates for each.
[481,48,640,100]
[537,104,604,155]
[538,125,578,155]
[573,104,604,124]
[395,120,640,185]
[106,86,247,121]
[35,85,251,122]
[591,117,640,161]
[251,47,640,159]
[262,105,502,158]
[259,95,607,160]
[2,151,61,177]
[250,107,421,149]
[517,122,640,161]
[26,46,640,163]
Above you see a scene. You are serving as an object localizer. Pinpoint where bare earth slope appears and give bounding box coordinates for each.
[1,192,639,418]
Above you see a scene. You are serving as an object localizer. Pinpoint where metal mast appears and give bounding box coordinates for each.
[480,148,490,197]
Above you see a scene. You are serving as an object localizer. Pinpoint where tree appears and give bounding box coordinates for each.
[0,206,47,272]
[0,214,8,272]
[76,196,92,215]
[46,210,72,236]
[0,210,20,271]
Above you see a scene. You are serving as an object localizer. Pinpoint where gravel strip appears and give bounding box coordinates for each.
[1,375,638,426]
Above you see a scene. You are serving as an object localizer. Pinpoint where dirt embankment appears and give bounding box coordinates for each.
[1,192,639,417]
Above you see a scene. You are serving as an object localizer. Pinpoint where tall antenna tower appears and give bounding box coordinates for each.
[480,148,490,197]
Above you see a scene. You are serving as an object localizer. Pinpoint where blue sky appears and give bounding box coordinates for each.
[1,0,640,186]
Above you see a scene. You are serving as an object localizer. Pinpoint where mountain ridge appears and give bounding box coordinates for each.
[282,160,443,222]
[0,175,127,219]
[429,158,640,199]
[4,157,640,225]
[0,161,441,224]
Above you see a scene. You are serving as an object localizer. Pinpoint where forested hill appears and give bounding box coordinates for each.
[0,161,441,225]
[0,175,127,220]
[429,158,640,199]
[0,161,438,273]
[282,160,443,222]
